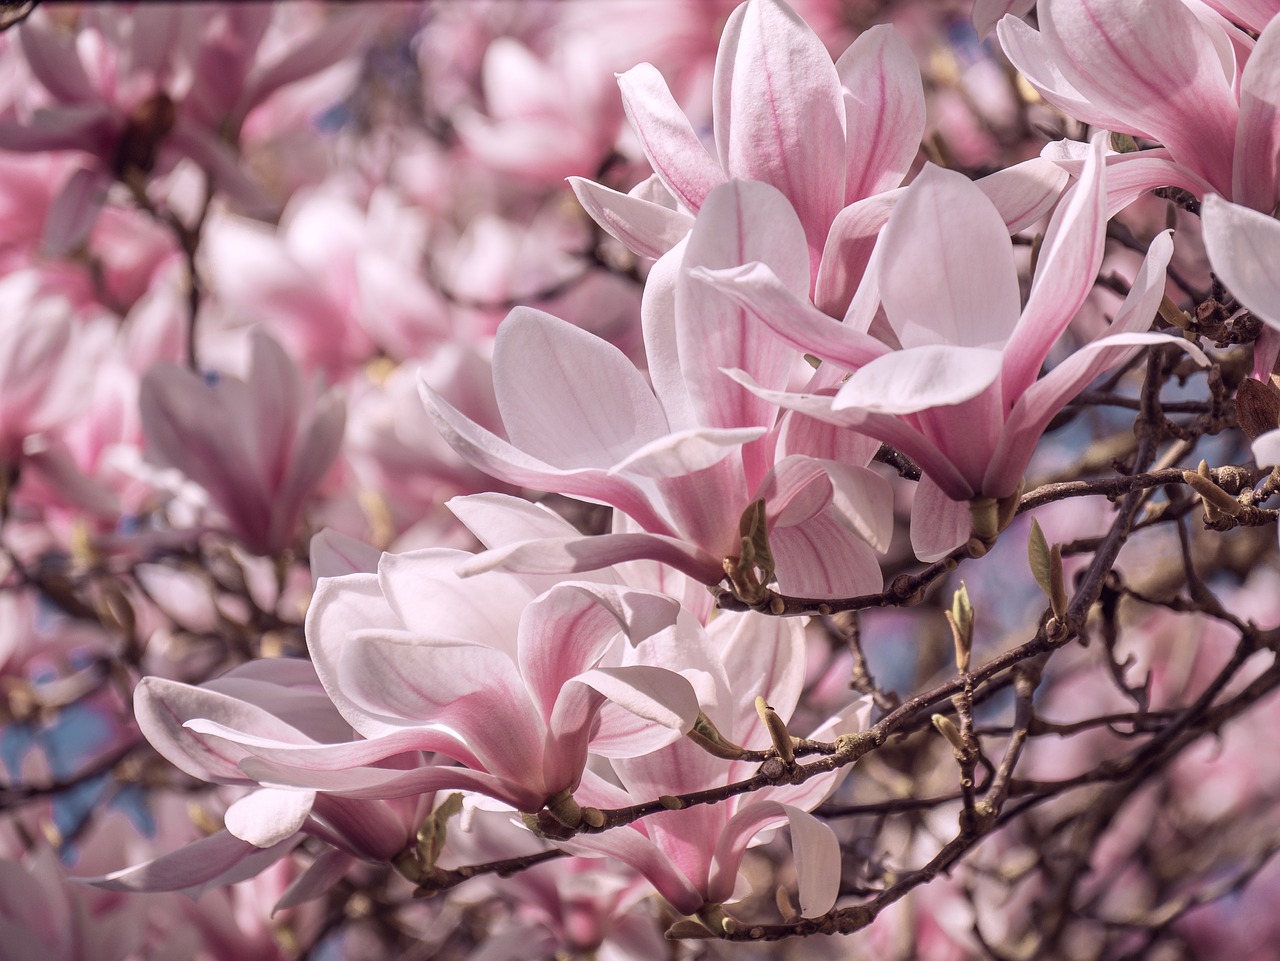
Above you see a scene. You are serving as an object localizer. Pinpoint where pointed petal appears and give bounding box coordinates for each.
[494,307,669,465]
[618,62,725,211]
[878,165,1021,349]
[836,25,924,203]
[568,176,693,260]
[1004,134,1107,400]
[81,831,296,897]
[713,0,845,257]
[695,261,890,370]
[975,0,1036,38]
[42,165,110,256]
[610,425,765,479]
[1202,194,1280,329]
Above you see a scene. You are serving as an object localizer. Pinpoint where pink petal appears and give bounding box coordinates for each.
[568,176,693,260]
[19,14,94,103]
[1004,134,1108,401]
[1235,17,1280,214]
[909,473,973,561]
[274,849,355,910]
[975,156,1071,232]
[833,345,1005,414]
[677,180,810,430]
[1201,194,1280,329]
[309,529,381,582]
[1038,0,1239,195]
[713,0,845,259]
[610,425,765,479]
[42,165,110,256]
[695,261,890,370]
[454,532,724,586]
[224,788,315,847]
[618,62,725,211]
[240,9,370,119]
[81,831,297,898]
[1041,140,1216,215]
[559,828,705,916]
[836,25,924,203]
[769,509,886,599]
[813,189,899,317]
[974,0,1037,37]
[878,165,1021,349]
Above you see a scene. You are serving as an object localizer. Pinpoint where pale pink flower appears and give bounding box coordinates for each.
[701,136,1207,559]
[423,179,893,600]
[1002,0,1280,216]
[139,329,345,556]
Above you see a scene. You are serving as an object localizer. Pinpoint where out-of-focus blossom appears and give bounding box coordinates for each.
[139,329,346,556]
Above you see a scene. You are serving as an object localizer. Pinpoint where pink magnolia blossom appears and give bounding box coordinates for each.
[422,179,892,600]
[139,329,345,556]
[562,608,870,920]
[699,136,1207,559]
[135,549,702,820]
[570,0,1065,318]
[1001,0,1280,216]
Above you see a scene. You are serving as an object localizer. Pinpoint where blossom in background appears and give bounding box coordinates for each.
[139,328,346,556]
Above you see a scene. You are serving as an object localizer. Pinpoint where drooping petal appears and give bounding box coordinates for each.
[618,62,725,211]
[454,532,724,585]
[559,827,705,916]
[1201,194,1280,329]
[713,0,845,259]
[81,831,297,898]
[707,803,840,916]
[836,25,924,204]
[878,165,1022,349]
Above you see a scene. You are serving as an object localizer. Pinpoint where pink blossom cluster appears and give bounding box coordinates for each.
[0,0,1278,959]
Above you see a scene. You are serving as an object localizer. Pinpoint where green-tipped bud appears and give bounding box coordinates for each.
[947,583,973,674]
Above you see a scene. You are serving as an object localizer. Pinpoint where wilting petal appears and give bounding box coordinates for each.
[618,62,725,211]
[1202,194,1280,329]
[879,165,1022,349]
[836,25,924,204]
[568,176,693,260]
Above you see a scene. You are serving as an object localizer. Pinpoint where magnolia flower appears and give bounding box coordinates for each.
[1001,0,1280,216]
[139,550,702,822]
[562,607,870,922]
[422,179,892,601]
[139,329,345,556]
[571,0,1065,316]
[699,135,1207,559]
